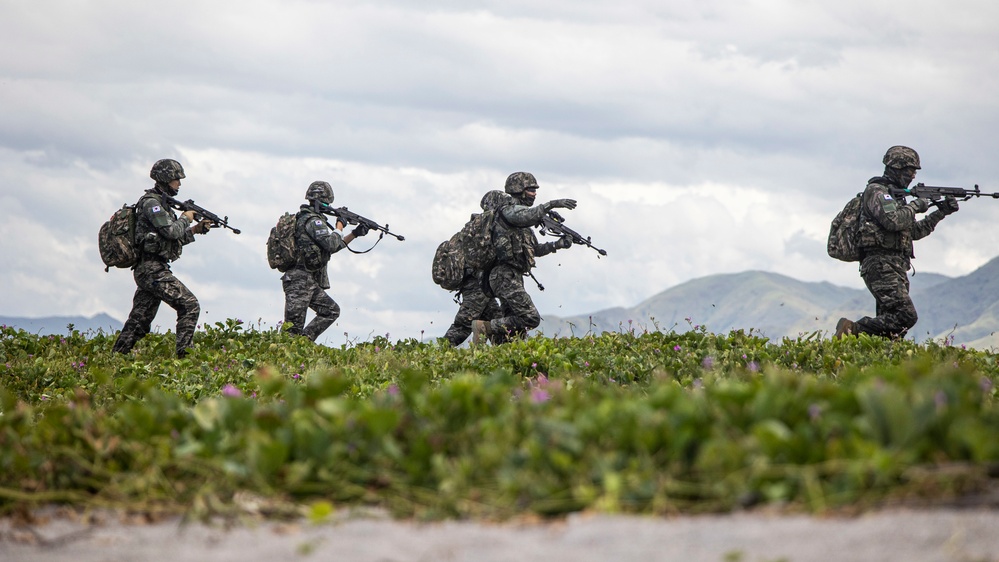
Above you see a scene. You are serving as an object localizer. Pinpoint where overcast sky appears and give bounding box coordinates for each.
[2,0,998,344]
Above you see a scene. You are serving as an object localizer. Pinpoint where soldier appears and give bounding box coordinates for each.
[472,172,576,344]
[282,181,368,342]
[442,190,509,347]
[113,159,213,358]
[834,146,960,339]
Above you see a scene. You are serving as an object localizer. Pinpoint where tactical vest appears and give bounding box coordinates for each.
[135,191,184,262]
[855,177,913,256]
[492,212,537,273]
[294,209,331,271]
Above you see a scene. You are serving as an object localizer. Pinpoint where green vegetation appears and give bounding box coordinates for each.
[1,320,998,520]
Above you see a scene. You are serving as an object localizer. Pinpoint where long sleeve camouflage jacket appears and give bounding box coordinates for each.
[493,203,561,273]
[856,176,944,258]
[294,205,348,289]
[135,187,195,263]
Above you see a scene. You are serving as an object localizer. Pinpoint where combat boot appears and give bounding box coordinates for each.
[472,320,492,345]
[834,317,856,339]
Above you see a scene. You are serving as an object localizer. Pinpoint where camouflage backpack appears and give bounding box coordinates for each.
[98,204,138,272]
[827,193,864,262]
[266,212,298,272]
[431,208,500,290]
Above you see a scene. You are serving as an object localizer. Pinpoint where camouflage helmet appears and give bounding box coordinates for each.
[882,146,921,170]
[480,189,514,212]
[305,181,334,205]
[504,172,539,195]
[150,159,186,184]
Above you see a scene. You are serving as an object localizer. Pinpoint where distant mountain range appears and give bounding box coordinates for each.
[540,256,999,350]
[0,314,122,336]
[7,257,999,349]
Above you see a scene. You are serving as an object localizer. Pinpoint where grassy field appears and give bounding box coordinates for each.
[1,320,997,521]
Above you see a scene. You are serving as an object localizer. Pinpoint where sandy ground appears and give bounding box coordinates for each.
[3,507,999,562]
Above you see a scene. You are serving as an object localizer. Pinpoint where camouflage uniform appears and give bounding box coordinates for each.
[281,204,348,341]
[841,146,956,339]
[483,173,574,343]
[443,270,502,346]
[113,184,200,357]
[443,191,509,346]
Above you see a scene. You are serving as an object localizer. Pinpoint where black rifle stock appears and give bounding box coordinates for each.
[319,204,405,241]
[163,195,241,234]
[539,210,607,256]
[891,183,999,206]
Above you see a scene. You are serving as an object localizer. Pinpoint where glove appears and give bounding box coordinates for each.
[909,198,931,213]
[191,219,213,234]
[938,196,960,215]
[351,223,370,237]
[546,198,578,211]
[555,236,573,250]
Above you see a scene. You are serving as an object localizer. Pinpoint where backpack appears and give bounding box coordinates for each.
[98,204,138,272]
[431,209,499,290]
[827,193,864,262]
[266,212,298,272]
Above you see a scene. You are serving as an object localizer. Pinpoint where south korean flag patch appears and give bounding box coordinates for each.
[152,205,163,213]
[882,194,893,201]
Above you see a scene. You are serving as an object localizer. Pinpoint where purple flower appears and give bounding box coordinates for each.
[692,378,703,389]
[981,377,994,394]
[531,388,550,403]
[584,361,590,367]
[747,361,759,373]
[701,356,715,370]
[808,403,822,421]
[222,384,242,398]
[388,384,400,396]
[673,345,681,352]
[532,362,538,369]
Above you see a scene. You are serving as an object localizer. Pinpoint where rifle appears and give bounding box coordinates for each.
[539,210,607,256]
[163,195,241,234]
[890,183,999,206]
[318,203,405,242]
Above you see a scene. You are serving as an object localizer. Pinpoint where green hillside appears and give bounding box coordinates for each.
[541,260,999,348]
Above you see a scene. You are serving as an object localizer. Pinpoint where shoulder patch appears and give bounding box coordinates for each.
[882,194,893,201]
[314,219,323,226]
[151,205,162,212]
